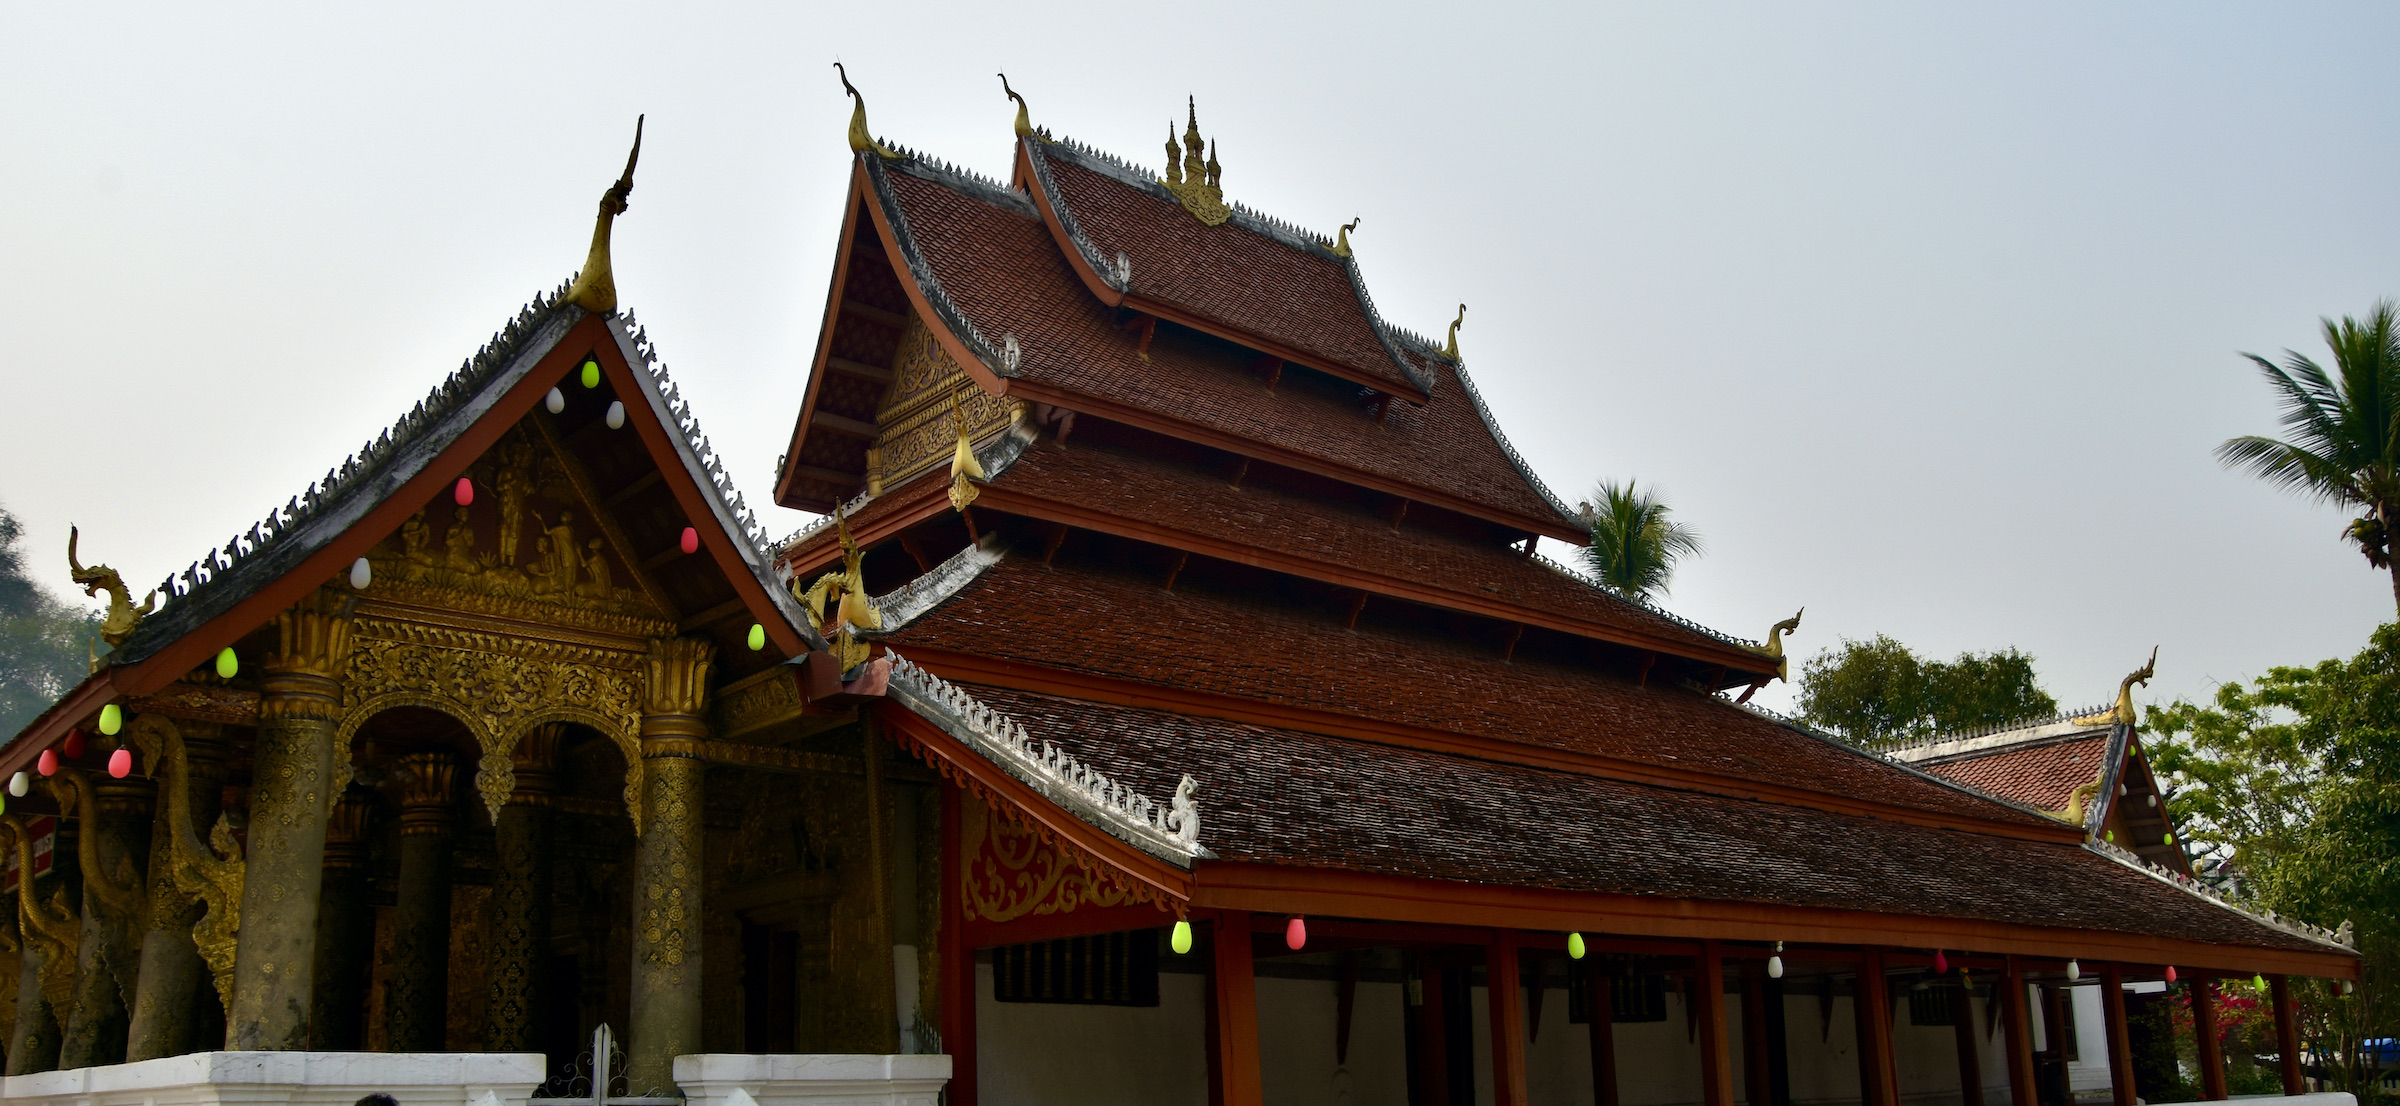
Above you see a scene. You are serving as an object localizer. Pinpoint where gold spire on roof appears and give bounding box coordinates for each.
[948,390,987,512]
[1443,304,1466,360]
[836,63,903,160]
[1001,73,1036,138]
[2074,646,2158,728]
[1760,608,1804,681]
[563,115,643,315]
[1159,97,1231,226]
[1330,217,1360,258]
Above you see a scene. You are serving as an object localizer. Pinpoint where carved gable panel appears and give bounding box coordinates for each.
[959,793,1132,924]
[869,314,1017,493]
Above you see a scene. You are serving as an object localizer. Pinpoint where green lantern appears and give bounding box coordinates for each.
[1171,920,1194,955]
[1567,932,1587,960]
[747,623,766,651]
[581,359,601,388]
[216,647,239,679]
[99,703,123,736]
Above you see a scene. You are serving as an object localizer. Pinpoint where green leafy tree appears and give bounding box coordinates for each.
[0,504,98,739]
[1794,635,2057,746]
[2147,625,2400,1100]
[2217,300,2400,613]
[1578,480,1702,603]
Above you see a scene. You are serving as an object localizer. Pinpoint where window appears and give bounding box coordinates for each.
[1568,971,1670,1023]
[992,931,1160,1006]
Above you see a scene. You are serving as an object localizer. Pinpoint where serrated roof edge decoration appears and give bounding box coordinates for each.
[868,539,1005,630]
[116,285,586,664]
[1409,336,1588,532]
[884,651,1212,866]
[1531,551,1763,651]
[772,420,1039,567]
[861,154,1014,379]
[1877,707,2121,758]
[2087,836,2355,951]
[1022,139,1129,296]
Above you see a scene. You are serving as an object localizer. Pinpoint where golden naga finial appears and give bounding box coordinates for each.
[1760,608,1804,681]
[1001,73,1036,139]
[2075,646,2159,728]
[793,504,879,670]
[563,115,643,315]
[68,525,156,649]
[1442,304,1466,360]
[948,390,988,512]
[1330,217,1360,258]
[1159,97,1232,226]
[837,62,903,160]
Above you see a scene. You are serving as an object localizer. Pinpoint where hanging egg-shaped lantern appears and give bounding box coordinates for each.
[350,557,373,590]
[1768,941,1785,979]
[1171,920,1194,955]
[64,728,87,757]
[680,527,700,555]
[455,477,475,507]
[216,646,239,678]
[1934,949,1948,975]
[2066,959,2081,982]
[8,770,27,796]
[1285,917,1307,951]
[747,623,766,651]
[606,401,626,430]
[2255,975,2267,991]
[581,359,602,389]
[108,748,133,779]
[2164,966,2178,983]
[1567,932,1587,960]
[2343,980,2355,995]
[98,704,121,737]
[2163,831,2176,844]
[38,749,59,776]
[546,387,567,414]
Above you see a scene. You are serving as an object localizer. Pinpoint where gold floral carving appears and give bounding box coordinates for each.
[636,754,701,969]
[714,667,807,740]
[643,636,715,718]
[264,588,357,683]
[126,714,245,1010]
[959,793,1133,924]
[874,316,1018,490]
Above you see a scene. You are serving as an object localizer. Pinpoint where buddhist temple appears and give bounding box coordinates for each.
[0,76,2361,1106]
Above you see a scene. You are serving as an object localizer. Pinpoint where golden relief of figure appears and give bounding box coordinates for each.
[443,507,484,575]
[493,437,539,567]
[400,510,435,568]
[578,538,614,598]
[525,509,583,595]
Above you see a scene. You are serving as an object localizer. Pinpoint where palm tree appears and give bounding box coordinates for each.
[1578,480,1704,603]
[2217,301,2400,614]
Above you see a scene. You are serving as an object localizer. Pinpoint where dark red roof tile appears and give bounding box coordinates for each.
[1920,736,2112,813]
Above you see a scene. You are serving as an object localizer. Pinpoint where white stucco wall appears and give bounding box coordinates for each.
[972,963,1209,1106]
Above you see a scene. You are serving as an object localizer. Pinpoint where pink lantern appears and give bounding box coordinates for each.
[108,748,133,779]
[454,478,474,506]
[681,527,700,555]
[1285,916,1307,951]
[2164,966,2179,983]
[37,748,58,776]
[62,729,85,759]
[1933,949,1948,974]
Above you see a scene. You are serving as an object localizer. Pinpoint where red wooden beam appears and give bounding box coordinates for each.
[1951,970,1985,1106]
[2191,978,2228,1100]
[938,785,978,1106]
[1212,911,1264,1106]
[1587,962,1620,1106]
[1856,948,1899,1106]
[1695,940,1734,1106]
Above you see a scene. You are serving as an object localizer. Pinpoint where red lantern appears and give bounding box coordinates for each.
[2164,966,2178,983]
[454,477,474,506]
[108,748,133,779]
[37,748,59,776]
[1285,916,1307,951]
[1933,949,1948,974]
[680,527,700,555]
[62,729,85,759]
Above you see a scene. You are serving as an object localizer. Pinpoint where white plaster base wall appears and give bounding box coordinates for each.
[674,1054,951,1106]
[0,1051,546,1106]
[974,962,1209,1106]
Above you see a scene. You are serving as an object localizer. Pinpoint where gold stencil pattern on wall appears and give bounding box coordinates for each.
[960,794,1131,924]
[869,315,1017,492]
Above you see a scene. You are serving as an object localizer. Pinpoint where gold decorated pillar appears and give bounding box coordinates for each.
[126,720,228,1059]
[483,723,563,1053]
[627,637,713,1094]
[309,788,376,1050]
[387,751,457,1052]
[56,769,152,1069]
[227,589,354,1050]
[4,814,77,1075]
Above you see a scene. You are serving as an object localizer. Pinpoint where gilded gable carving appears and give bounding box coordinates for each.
[868,315,1019,494]
[959,793,1131,924]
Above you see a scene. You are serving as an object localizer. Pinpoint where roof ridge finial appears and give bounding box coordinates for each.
[1000,73,1035,139]
[1443,304,1466,360]
[1331,216,1360,258]
[2074,646,2158,728]
[1159,97,1231,226]
[564,115,643,315]
[836,62,902,160]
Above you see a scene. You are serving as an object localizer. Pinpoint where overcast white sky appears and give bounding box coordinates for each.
[3,3,2394,715]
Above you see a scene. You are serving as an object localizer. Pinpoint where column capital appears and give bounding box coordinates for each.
[262,588,357,681]
[396,751,457,836]
[643,636,716,717]
[507,723,568,805]
[323,788,377,871]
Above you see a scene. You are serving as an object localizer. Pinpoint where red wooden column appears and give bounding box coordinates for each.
[1950,971,1985,1106]
[1587,963,1620,1106]
[2098,964,2136,1106]
[1998,958,2038,1106]
[1211,912,1264,1106]
[2191,977,2228,1101]
[1487,932,1530,1106]
[937,786,976,1106]
[2269,974,2305,1095]
[1695,941,1735,1106]
[1742,967,1773,1106]
[1854,949,1900,1106]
